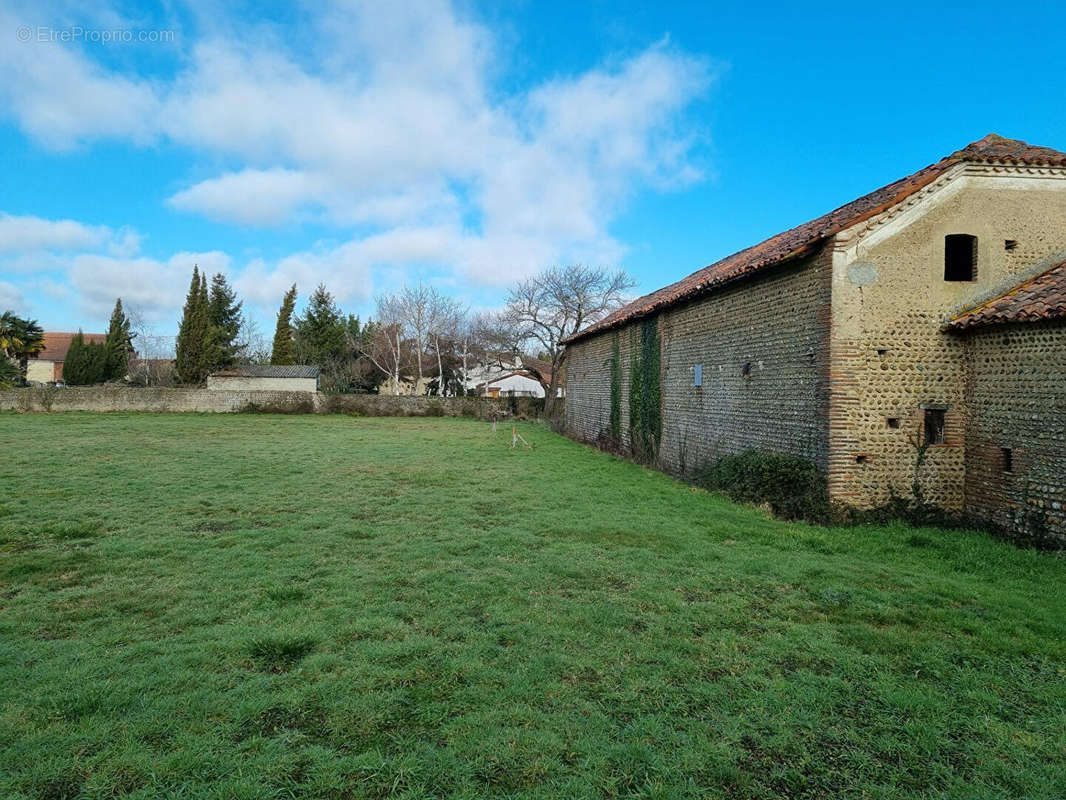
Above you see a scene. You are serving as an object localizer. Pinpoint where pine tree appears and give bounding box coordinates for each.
[175,266,210,384]
[271,284,297,365]
[207,273,243,370]
[103,298,135,381]
[294,284,346,367]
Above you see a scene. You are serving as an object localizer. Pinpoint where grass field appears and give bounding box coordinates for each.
[1,413,1064,799]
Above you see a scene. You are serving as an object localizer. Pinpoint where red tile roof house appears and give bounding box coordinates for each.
[563,135,1066,541]
[25,332,107,384]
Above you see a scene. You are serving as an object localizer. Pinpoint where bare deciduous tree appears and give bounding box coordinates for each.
[236,314,271,365]
[428,294,465,396]
[361,293,406,394]
[396,284,434,390]
[501,265,634,413]
[126,308,177,386]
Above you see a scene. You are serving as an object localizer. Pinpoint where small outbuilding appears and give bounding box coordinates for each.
[206,365,320,392]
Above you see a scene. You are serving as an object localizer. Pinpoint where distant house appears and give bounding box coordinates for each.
[26,332,107,383]
[206,365,320,392]
[466,355,564,399]
[476,371,547,398]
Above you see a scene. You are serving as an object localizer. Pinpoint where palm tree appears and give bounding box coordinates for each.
[0,312,46,384]
[0,354,17,388]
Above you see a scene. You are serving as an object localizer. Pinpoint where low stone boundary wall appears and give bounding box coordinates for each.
[0,386,553,419]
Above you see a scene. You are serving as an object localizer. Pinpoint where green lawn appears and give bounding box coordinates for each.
[1,413,1064,799]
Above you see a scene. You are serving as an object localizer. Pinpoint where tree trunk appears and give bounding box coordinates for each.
[434,334,445,396]
[461,340,468,398]
[416,332,424,389]
[544,354,564,418]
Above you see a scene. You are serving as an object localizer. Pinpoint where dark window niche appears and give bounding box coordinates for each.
[1004,239,1018,251]
[944,234,977,281]
[886,417,901,429]
[1001,447,1013,473]
[924,408,946,445]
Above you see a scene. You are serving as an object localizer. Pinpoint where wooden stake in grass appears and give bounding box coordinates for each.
[511,425,532,450]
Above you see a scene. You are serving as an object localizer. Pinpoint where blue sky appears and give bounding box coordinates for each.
[2,0,1065,339]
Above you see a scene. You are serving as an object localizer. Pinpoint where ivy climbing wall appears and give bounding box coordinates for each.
[565,247,832,477]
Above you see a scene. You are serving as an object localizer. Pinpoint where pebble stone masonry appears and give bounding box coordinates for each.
[564,135,1066,540]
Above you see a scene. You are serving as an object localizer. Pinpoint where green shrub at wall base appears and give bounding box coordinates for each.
[698,449,829,523]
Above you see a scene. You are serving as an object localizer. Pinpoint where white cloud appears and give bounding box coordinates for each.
[0,213,111,253]
[67,250,230,320]
[0,280,25,310]
[0,0,713,304]
[167,168,326,226]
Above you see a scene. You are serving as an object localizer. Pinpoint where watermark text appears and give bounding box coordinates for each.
[16,25,175,44]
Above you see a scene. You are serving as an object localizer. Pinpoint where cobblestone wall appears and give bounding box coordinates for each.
[566,248,832,476]
[0,387,545,419]
[828,175,1066,509]
[960,321,1066,538]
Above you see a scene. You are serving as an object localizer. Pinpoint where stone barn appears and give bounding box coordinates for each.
[563,134,1066,538]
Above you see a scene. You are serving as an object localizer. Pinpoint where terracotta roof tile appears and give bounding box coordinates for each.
[565,134,1066,344]
[32,332,107,362]
[945,260,1066,330]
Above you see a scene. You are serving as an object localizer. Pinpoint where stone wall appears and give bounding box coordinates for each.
[828,170,1066,509]
[960,320,1066,538]
[0,387,547,419]
[565,248,832,476]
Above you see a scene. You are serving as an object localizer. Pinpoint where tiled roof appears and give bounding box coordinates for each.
[565,134,1066,344]
[210,365,320,379]
[945,260,1066,330]
[32,332,107,362]
[519,355,556,385]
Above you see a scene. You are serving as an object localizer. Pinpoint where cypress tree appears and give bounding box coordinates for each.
[62,331,85,385]
[196,270,216,379]
[62,332,108,385]
[207,273,243,370]
[103,298,135,381]
[271,284,297,365]
[175,266,210,384]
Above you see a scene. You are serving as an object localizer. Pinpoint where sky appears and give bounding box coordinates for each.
[2,0,1066,340]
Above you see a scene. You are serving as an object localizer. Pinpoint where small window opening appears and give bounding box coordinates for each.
[924,408,946,445]
[855,455,869,465]
[944,234,977,281]
[876,348,888,357]
[1004,239,1018,251]
[886,417,901,429]
[1001,447,1013,473]
[741,361,751,377]
[693,364,702,388]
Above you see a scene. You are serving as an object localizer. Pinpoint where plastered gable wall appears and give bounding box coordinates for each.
[565,247,832,476]
[960,321,1066,537]
[829,171,1066,508]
